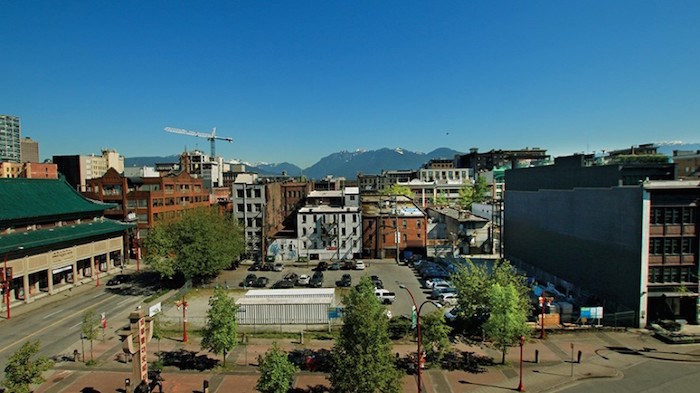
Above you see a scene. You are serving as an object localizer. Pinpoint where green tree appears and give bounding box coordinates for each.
[81,309,100,362]
[380,183,413,198]
[419,310,452,362]
[256,342,299,393]
[144,207,245,282]
[330,277,401,393]
[2,340,53,393]
[482,283,530,364]
[151,313,165,356]
[458,176,490,210]
[200,287,239,366]
[433,190,449,207]
[451,259,530,333]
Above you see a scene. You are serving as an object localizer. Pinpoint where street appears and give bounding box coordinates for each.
[0,274,153,374]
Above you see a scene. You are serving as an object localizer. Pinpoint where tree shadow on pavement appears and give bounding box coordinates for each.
[160,349,219,371]
[289,385,330,393]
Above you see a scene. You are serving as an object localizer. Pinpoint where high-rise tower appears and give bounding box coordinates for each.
[0,115,21,162]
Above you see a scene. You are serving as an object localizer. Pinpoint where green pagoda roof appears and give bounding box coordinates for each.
[0,218,134,255]
[0,177,115,225]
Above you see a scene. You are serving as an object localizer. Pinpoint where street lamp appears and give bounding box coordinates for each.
[399,284,442,393]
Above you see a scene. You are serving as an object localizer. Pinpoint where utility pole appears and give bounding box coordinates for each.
[393,195,400,263]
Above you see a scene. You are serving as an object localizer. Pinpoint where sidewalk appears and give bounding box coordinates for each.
[35,327,700,393]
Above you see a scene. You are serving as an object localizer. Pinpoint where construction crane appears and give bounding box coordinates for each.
[164,126,233,157]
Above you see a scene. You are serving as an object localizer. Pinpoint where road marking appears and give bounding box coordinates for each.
[0,293,119,354]
[43,309,64,319]
[118,298,134,307]
[70,322,82,329]
[93,292,107,298]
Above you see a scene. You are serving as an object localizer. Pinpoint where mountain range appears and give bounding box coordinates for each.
[124,147,462,179]
[124,143,700,180]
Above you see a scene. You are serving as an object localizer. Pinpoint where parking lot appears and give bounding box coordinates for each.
[224,259,434,319]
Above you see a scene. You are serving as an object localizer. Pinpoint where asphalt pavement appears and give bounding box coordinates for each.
[4,259,700,393]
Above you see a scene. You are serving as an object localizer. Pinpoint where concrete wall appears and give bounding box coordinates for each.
[505,186,645,314]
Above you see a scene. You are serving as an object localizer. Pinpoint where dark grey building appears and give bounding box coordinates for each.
[504,154,697,327]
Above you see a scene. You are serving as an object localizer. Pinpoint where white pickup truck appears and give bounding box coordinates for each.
[374,289,396,304]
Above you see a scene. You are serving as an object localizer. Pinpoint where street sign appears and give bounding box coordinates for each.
[327,307,344,319]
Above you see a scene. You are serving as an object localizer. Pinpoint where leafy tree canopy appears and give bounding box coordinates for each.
[144,207,245,282]
[256,342,299,393]
[420,310,452,362]
[200,287,239,365]
[451,259,530,325]
[330,277,401,393]
[380,183,413,198]
[2,340,53,393]
[457,176,490,210]
[482,283,530,364]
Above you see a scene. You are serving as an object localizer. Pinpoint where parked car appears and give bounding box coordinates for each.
[444,306,462,322]
[424,277,449,289]
[260,262,275,271]
[249,261,261,271]
[310,271,324,288]
[273,263,284,272]
[374,289,396,304]
[297,274,311,286]
[438,292,458,306]
[107,274,131,286]
[329,262,341,271]
[430,286,457,300]
[242,274,257,287]
[316,261,328,271]
[252,277,269,287]
[272,280,294,289]
[370,275,384,289]
[354,260,366,270]
[337,274,352,287]
[283,272,299,285]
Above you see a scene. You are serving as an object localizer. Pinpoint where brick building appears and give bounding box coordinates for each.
[361,194,427,259]
[83,168,211,237]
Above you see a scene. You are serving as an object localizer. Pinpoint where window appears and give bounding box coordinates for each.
[662,268,671,283]
[352,214,357,223]
[682,238,694,254]
[649,238,663,255]
[254,189,261,198]
[237,189,244,198]
[403,234,407,242]
[670,268,680,283]
[302,215,307,223]
[649,267,661,283]
[402,220,407,228]
[341,227,346,236]
[417,220,421,228]
[353,240,358,247]
[302,228,307,236]
[682,208,696,224]
[341,215,346,223]
[237,204,244,213]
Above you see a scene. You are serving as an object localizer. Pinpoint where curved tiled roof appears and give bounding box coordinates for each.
[0,177,115,224]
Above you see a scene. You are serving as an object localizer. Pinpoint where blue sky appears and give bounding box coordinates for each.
[2,1,698,168]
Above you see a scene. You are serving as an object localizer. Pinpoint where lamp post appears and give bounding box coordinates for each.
[518,335,525,391]
[180,295,188,343]
[399,285,442,393]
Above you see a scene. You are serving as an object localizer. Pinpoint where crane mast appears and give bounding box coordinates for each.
[164,126,233,157]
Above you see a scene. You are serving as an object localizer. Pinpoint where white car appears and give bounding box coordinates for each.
[438,292,458,306]
[297,274,310,286]
[444,306,461,322]
[354,260,366,270]
[424,278,449,289]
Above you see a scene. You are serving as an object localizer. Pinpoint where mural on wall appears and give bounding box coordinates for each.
[267,239,299,262]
